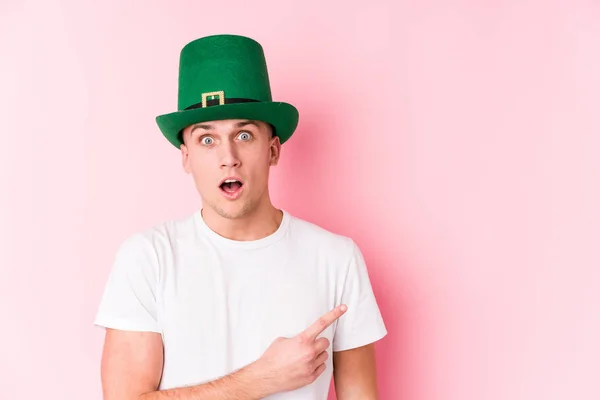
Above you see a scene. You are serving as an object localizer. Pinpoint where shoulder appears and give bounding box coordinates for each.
[115,211,198,257]
[287,212,359,258]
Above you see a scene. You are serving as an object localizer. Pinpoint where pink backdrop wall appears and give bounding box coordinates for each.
[1,1,599,399]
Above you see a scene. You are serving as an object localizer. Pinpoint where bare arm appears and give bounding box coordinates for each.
[100,328,270,400]
[332,343,380,400]
[140,366,269,400]
[100,304,349,400]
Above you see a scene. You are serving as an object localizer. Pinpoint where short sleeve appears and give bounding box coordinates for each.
[93,233,162,333]
[332,240,387,352]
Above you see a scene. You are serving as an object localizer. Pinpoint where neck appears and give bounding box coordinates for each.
[200,200,283,241]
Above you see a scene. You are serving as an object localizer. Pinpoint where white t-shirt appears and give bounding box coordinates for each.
[94,209,387,399]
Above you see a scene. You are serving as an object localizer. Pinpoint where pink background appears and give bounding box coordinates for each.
[1,1,599,399]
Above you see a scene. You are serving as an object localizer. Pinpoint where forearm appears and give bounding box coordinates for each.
[139,363,273,400]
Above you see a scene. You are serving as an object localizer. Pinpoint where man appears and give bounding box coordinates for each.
[94,34,387,399]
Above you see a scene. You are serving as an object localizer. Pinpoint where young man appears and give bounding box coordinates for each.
[94,34,387,399]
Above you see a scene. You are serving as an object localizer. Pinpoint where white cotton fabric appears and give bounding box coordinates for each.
[94,210,387,399]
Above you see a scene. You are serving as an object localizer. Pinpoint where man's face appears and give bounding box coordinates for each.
[180,119,281,219]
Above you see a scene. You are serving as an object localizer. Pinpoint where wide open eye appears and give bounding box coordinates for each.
[200,136,214,145]
[237,131,252,141]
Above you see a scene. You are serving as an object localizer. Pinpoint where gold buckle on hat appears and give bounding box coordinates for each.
[201,91,225,108]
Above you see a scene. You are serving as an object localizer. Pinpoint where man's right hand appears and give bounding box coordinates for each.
[101,304,348,400]
[251,304,348,395]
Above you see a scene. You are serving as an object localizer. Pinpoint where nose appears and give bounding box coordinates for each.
[219,141,241,169]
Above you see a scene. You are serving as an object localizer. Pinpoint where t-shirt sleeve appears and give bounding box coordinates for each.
[332,240,387,352]
[93,233,162,333]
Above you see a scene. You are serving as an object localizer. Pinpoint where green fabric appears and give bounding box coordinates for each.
[155,34,299,149]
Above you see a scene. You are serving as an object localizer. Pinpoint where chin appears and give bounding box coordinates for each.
[212,200,255,220]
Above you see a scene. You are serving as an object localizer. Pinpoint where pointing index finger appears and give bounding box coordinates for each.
[299,304,347,341]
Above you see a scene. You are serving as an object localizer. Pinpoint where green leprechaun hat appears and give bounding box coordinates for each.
[155,34,299,149]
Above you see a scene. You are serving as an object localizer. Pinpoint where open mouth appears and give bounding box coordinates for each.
[219,178,244,197]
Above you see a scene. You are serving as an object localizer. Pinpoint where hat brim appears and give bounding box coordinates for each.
[155,102,299,149]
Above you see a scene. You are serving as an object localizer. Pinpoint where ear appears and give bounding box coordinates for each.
[181,144,191,174]
[269,135,281,166]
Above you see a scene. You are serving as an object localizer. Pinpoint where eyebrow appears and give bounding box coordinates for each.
[190,120,260,134]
